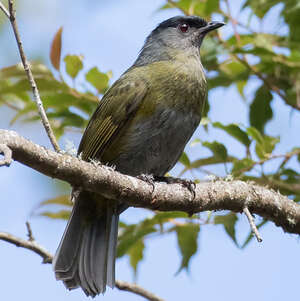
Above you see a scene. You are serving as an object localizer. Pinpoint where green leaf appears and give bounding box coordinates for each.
[202,141,228,160]
[214,213,238,246]
[161,0,220,20]
[180,155,236,176]
[128,239,144,277]
[250,85,273,133]
[236,80,247,100]
[238,128,279,161]
[253,33,278,51]
[175,223,200,273]
[85,67,110,94]
[254,135,280,160]
[194,0,220,16]
[232,158,255,175]
[282,2,300,42]
[64,55,84,79]
[226,34,255,47]
[40,210,70,220]
[280,168,300,180]
[170,0,194,12]
[117,223,156,258]
[42,93,96,115]
[118,211,189,261]
[213,122,251,147]
[38,194,72,208]
[204,0,220,14]
[179,152,191,167]
[50,27,63,71]
[151,212,190,232]
[190,138,201,147]
[246,127,264,144]
[0,62,53,79]
[1,77,68,95]
[219,61,248,79]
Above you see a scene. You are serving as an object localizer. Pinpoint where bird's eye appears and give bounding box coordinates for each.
[178,23,189,33]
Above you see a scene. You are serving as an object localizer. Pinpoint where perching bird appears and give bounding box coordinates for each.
[53,15,224,297]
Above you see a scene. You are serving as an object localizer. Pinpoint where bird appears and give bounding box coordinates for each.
[53,15,224,297]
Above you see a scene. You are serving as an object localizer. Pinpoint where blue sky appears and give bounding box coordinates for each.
[1,1,300,300]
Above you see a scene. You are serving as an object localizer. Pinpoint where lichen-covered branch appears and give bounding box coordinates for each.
[0,143,12,166]
[1,129,300,235]
[0,231,164,301]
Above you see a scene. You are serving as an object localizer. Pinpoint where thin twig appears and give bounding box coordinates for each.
[0,231,53,263]
[6,0,60,152]
[0,231,164,301]
[243,207,263,243]
[116,281,165,301]
[0,1,9,18]
[2,100,20,111]
[25,221,34,241]
[237,149,300,174]
[222,12,255,34]
[224,0,241,45]
[0,143,12,166]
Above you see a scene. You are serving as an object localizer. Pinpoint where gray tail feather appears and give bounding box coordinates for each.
[53,194,119,297]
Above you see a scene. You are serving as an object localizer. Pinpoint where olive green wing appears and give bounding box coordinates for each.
[78,76,148,161]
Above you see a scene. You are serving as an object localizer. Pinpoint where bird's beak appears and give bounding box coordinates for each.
[201,21,225,35]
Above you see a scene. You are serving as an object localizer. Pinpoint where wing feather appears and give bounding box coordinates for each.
[78,76,148,161]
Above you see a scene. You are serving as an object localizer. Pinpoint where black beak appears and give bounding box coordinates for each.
[201,21,225,35]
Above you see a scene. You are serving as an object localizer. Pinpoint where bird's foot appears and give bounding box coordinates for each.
[154,176,196,200]
[137,174,155,194]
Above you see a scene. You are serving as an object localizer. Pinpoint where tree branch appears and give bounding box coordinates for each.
[116,281,165,301]
[0,143,12,166]
[243,207,263,242]
[0,0,61,152]
[0,231,53,263]
[1,129,300,236]
[0,231,164,301]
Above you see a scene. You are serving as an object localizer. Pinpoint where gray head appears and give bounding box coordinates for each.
[134,16,225,67]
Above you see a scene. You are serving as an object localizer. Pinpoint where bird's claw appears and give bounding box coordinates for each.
[137,174,155,194]
[154,176,196,200]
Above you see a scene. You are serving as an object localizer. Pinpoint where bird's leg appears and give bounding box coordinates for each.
[137,174,155,194]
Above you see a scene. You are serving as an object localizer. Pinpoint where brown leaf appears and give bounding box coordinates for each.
[50,27,63,71]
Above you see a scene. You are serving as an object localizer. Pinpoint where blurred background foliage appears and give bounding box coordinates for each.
[1,0,300,277]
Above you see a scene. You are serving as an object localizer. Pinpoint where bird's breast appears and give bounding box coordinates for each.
[110,106,201,176]
[103,57,207,176]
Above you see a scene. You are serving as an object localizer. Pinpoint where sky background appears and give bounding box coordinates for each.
[1,1,300,300]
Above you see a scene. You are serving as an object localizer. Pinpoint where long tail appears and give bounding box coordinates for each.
[53,191,119,297]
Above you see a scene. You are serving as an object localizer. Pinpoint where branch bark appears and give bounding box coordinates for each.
[0,231,164,301]
[1,129,300,236]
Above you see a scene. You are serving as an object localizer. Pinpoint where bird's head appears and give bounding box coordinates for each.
[135,16,225,66]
